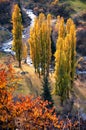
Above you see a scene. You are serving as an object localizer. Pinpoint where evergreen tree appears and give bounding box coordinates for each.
[12,4,23,68]
[41,75,53,107]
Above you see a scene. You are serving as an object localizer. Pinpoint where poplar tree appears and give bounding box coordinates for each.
[54,37,69,105]
[46,14,52,75]
[58,17,65,38]
[28,13,52,76]
[28,18,40,74]
[12,4,23,68]
[66,18,76,87]
[70,24,76,87]
[54,17,76,105]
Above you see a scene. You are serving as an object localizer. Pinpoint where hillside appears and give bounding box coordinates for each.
[0,0,86,26]
[23,0,86,18]
[0,1,86,129]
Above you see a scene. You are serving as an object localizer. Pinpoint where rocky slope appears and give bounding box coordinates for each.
[0,0,31,31]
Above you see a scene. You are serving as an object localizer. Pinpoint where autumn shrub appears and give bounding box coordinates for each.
[0,64,15,128]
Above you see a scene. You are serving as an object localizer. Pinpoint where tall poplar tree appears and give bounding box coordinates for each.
[66,19,76,88]
[12,4,23,68]
[28,13,52,76]
[28,18,41,74]
[54,17,76,105]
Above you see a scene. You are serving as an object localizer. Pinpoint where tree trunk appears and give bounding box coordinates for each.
[67,89,70,99]
[71,80,73,88]
[24,59,27,64]
[47,68,49,77]
[60,98,63,106]
[19,60,21,68]
[70,71,74,88]
[39,72,40,78]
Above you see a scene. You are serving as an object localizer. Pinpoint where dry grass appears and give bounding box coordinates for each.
[0,53,42,97]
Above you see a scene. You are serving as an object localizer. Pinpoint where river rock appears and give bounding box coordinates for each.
[76,27,86,56]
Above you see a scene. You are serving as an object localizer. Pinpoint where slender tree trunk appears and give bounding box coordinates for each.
[67,89,69,99]
[60,98,63,106]
[19,60,21,68]
[46,67,49,77]
[38,71,40,78]
[70,71,74,88]
[71,80,73,88]
[24,59,27,64]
